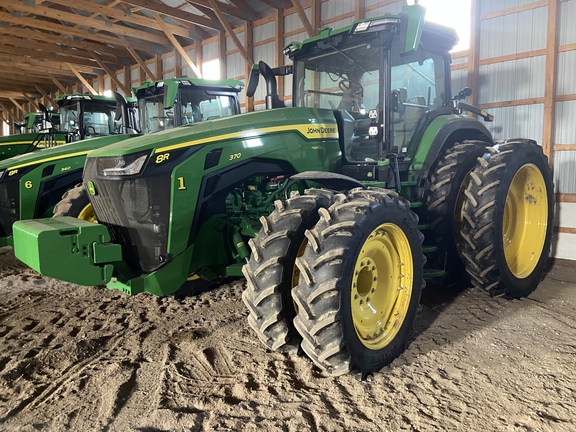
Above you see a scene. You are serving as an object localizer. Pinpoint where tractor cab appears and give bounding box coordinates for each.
[56,94,138,143]
[250,6,458,186]
[134,78,243,135]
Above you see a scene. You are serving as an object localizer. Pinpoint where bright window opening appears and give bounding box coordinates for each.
[203,59,221,79]
[407,0,471,52]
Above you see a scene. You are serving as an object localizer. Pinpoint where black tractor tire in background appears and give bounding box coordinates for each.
[53,183,97,222]
[460,141,554,298]
[426,141,490,283]
[292,188,424,377]
[242,189,336,353]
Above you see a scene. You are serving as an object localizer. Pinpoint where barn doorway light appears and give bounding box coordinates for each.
[406,0,471,52]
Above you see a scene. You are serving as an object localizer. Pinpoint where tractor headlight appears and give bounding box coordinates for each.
[97,151,149,177]
[0,171,4,181]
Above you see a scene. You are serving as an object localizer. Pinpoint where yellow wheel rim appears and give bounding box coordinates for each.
[78,203,97,223]
[503,163,548,279]
[351,223,413,350]
[292,239,308,289]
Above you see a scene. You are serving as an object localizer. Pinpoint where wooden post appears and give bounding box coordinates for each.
[542,0,559,165]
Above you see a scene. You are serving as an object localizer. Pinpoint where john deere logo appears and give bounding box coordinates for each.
[87,181,96,196]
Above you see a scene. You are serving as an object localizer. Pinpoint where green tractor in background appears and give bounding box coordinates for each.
[15,111,60,135]
[0,108,65,159]
[13,6,553,378]
[0,93,132,161]
[0,78,243,248]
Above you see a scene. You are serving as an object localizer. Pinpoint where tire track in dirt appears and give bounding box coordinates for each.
[0,246,574,431]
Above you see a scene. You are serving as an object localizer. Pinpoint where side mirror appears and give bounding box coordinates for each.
[246,64,260,98]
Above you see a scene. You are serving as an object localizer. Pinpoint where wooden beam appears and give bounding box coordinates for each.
[125,0,223,31]
[21,93,40,112]
[175,49,183,79]
[93,53,131,95]
[186,0,255,21]
[467,0,481,106]
[118,35,158,81]
[67,64,99,95]
[0,10,162,54]
[208,0,253,65]
[50,75,68,94]
[8,3,171,46]
[554,144,576,151]
[34,85,54,109]
[152,11,202,78]
[9,98,26,116]
[258,0,290,9]
[355,0,366,20]
[218,30,226,80]
[290,0,316,37]
[62,0,203,40]
[0,43,103,70]
[480,1,547,20]
[0,53,98,78]
[542,0,559,165]
[0,28,132,61]
[0,102,19,123]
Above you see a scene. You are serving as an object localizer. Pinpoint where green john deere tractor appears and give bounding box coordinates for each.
[0,78,243,247]
[15,111,60,135]
[0,108,65,160]
[13,6,553,377]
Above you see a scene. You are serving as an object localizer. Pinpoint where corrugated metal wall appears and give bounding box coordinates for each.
[460,0,576,260]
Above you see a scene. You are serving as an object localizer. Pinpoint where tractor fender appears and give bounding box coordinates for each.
[411,117,493,199]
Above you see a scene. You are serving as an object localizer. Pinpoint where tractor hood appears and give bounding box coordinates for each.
[86,107,339,160]
[0,132,46,146]
[0,134,137,174]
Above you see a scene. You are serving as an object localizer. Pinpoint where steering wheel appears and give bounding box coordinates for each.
[339,80,351,92]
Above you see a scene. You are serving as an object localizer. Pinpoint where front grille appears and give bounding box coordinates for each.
[0,179,20,237]
[84,158,171,273]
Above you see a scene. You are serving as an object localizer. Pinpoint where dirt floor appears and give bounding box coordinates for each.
[0,246,574,432]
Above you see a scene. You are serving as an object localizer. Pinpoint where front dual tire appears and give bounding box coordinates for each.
[244,187,424,377]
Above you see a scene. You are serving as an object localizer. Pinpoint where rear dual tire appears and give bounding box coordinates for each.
[461,141,553,298]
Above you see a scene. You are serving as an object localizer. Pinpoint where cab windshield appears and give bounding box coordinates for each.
[293,32,447,162]
[139,88,238,135]
[59,100,120,139]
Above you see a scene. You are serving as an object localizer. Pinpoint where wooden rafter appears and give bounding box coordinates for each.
[66,64,99,95]
[117,35,158,82]
[93,53,131,95]
[290,0,316,37]
[125,0,223,31]
[59,0,203,40]
[0,103,19,123]
[9,98,26,116]
[21,93,41,112]
[542,0,559,164]
[34,85,55,108]
[50,75,68,94]
[8,3,171,46]
[152,11,202,78]
[0,10,162,54]
[186,0,255,21]
[208,0,253,65]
